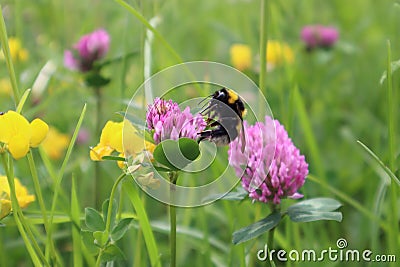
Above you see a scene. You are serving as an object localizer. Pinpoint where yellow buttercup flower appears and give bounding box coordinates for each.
[230,44,252,71]
[0,176,35,220]
[0,111,49,159]
[0,37,29,62]
[41,127,70,160]
[266,40,294,69]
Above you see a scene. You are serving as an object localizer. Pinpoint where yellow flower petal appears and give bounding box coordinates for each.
[123,120,146,156]
[90,144,114,161]
[0,176,35,213]
[30,118,49,147]
[266,40,294,68]
[41,127,70,160]
[0,111,31,144]
[0,199,12,220]
[230,44,252,71]
[100,121,123,152]
[8,134,30,159]
[117,153,126,169]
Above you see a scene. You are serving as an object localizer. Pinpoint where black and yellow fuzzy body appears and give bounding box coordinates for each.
[198,88,246,149]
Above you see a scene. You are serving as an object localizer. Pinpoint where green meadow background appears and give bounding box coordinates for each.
[0,0,399,266]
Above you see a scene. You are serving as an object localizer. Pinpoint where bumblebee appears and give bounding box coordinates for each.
[198,88,246,150]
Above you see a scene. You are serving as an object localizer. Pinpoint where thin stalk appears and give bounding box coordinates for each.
[169,171,178,267]
[0,6,20,104]
[26,152,56,263]
[94,86,103,209]
[0,154,46,266]
[96,173,126,266]
[259,0,268,94]
[386,40,398,264]
[267,204,279,267]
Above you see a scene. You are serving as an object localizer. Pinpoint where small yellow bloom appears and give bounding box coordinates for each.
[0,111,48,159]
[41,127,70,160]
[0,78,12,95]
[230,44,252,71]
[0,37,29,62]
[91,120,153,168]
[266,40,294,69]
[0,176,35,219]
[30,119,49,147]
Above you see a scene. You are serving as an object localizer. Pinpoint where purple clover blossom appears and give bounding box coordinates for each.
[146,98,206,144]
[228,116,308,205]
[64,29,110,72]
[301,25,339,50]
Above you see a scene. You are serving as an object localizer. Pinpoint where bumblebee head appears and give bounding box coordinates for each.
[213,88,239,104]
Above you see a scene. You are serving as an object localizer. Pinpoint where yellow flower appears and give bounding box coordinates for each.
[41,127,70,160]
[266,40,294,69]
[0,78,12,95]
[91,120,153,168]
[0,175,35,219]
[0,111,49,159]
[90,121,124,161]
[0,37,29,62]
[230,44,252,71]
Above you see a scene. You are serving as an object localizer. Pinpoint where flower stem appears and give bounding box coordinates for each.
[27,152,56,263]
[95,172,126,266]
[0,7,20,105]
[259,0,268,95]
[267,204,279,267]
[94,86,103,209]
[169,171,178,267]
[0,154,47,266]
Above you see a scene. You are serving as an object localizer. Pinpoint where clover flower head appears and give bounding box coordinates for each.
[228,116,308,205]
[230,44,252,71]
[0,176,35,220]
[64,28,110,72]
[0,111,49,159]
[146,98,206,144]
[301,25,339,50]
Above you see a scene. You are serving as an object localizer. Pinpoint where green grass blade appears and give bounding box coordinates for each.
[16,88,31,114]
[357,141,400,187]
[47,104,86,255]
[71,174,83,267]
[293,86,326,182]
[0,5,20,105]
[123,178,161,267]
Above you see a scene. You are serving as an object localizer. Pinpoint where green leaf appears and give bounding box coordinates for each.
[357,141,400,187]
[111,218,133,241]
[153,138,200,171]
[202,187,248,203]
[288,211,342,223]
[84,72,110,87]
[100,244,126,263]
[81,230,99,255]
[102,199,117,230]
[101,155,126,162]
[232,212,281,245]
[85,208,105,232]
[93,230,109,247]
[287,198,343,223]
[287,198,342,213]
